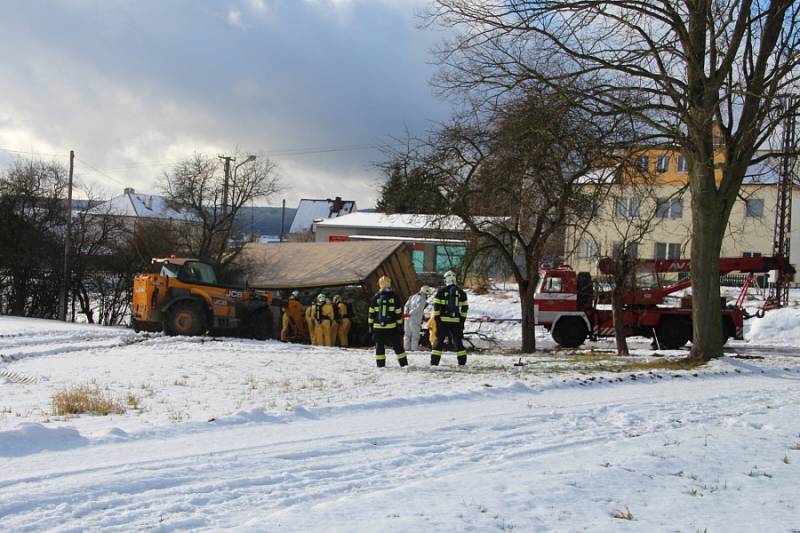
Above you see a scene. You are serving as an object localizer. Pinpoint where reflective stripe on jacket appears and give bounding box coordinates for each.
[368,289,403,330]
[432,284,468,324]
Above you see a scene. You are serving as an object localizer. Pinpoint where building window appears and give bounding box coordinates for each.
[654,242,681,260]
[743,251,762,258]
[412,249,425,273]
[746,198,764,218]
[612,241,639,259]
[656,197,683,219]
[435,245,465,273]
[614,197,641,219]
[576,239,599,261]
[635,155,649,172]
[656,155,670,173]
[677,155,688,172]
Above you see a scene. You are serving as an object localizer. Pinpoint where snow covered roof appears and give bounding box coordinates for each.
[314,212,467,232]
[743,160,782,185]
[87,188,198,221]
[578,166,620,184]
[289,197,356,234]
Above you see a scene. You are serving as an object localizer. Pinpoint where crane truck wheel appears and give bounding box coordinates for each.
[552,317,588,348]
[655,318,691,349]
[249,309,274,341]
[164,302,206,337]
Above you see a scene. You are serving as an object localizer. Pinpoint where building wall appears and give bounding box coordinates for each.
[314,225,468,274]
[565,184,797,274]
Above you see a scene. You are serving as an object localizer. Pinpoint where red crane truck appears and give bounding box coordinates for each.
[533,256,794,349]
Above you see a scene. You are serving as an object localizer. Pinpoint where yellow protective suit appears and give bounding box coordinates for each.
[334,301,351,347]
[305,305,317,345]
[313,302,336,346]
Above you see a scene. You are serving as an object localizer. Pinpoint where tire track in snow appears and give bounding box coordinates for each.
[4,378,795,531]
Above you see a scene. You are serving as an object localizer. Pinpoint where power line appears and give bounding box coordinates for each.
[75,157,128,187]
[0,146,70,158]
[100,143,402,170]
[3,141,405,175]
[103,144,385,170]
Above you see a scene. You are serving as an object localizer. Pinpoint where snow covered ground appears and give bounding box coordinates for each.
[1,291,800,531]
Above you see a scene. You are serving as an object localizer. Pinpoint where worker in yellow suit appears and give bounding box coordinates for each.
[305,303,317,345]
[313,293,336,346]
[280,290,308,342]
[427,315,437,348]
[332,295,351,347]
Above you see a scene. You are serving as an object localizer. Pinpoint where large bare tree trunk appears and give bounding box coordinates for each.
[519,279,536,353]
[612,282,629,356]
[689,165,725,361]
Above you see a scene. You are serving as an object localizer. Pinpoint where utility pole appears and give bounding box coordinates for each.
[280,199,286,242]
[59,150,74,321]
[218,155,235,216]
[770,98,798,308]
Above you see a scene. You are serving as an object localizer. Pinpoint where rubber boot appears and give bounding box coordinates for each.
[398,356,408,367]
[376,359,386,368]
[431,354,441,366]
[457,355,467,366]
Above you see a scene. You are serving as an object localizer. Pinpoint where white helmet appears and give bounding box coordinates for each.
[316,293,326,303]
[420,285,432,297]
[443,270,457,286]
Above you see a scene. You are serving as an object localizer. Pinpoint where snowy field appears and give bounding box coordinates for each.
[1,290,800,531]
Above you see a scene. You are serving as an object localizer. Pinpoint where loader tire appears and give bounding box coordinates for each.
[249,309,274,341]
[165,302,206,337]
[655,317,691,350]
[552,317,588,348]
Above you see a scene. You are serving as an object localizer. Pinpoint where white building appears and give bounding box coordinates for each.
[313,212,468,274]
[288,197,356,236]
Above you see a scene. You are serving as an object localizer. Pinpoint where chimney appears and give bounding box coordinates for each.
[124,187,135,195]
[331,196,344,214]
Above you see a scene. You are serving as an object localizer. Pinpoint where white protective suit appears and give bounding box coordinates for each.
[403,291,428,351]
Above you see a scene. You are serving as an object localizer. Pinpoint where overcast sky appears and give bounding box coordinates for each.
[0,0,451,208]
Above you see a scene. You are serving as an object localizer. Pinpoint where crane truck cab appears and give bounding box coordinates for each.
[132,257,274,339]
[533,266,593,348]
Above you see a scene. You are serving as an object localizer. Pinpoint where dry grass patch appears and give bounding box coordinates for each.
[605,359,706,372]
[52,385,125,416]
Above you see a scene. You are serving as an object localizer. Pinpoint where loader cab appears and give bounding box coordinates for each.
[177,261,218,285]
[153,258,218,285]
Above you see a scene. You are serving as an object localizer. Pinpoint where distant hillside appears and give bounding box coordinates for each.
[235,206,297,237]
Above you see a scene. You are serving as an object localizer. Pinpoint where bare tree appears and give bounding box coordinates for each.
[0,159,68,318]
[428,0,800,360]
[385,89,627,352]
[162,154,281,267]
[70,189,129,324]
[594,177,686,355]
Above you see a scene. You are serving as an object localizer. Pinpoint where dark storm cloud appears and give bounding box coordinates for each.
[0,0,449,207]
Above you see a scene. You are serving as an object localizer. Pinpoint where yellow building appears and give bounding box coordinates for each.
[565,152,799,275]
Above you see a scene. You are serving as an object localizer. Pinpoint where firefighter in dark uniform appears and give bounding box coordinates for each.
[368,275,408,368]
[431,270,469,366]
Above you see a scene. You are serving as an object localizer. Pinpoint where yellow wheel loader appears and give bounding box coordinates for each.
[132,257,275,339]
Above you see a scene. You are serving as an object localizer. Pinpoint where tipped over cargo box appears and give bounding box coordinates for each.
[235,241,420,346]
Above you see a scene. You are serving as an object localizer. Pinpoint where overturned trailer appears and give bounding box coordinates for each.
[235,241,419,345]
